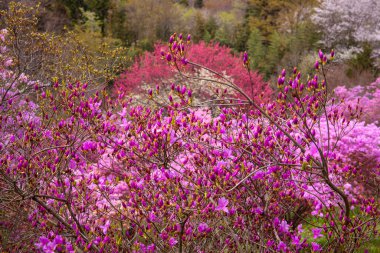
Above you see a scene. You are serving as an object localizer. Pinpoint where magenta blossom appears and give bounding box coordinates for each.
[312,228,323,239]
[215,197,229,213]
[311,242,322,251]
[279,220,290,233]
[169,237,178,247]
[198,222,210,233]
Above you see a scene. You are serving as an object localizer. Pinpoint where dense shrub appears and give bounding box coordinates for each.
[0,31,379,253]
[115,41,271,105]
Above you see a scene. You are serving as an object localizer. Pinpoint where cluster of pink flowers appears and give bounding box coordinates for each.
[115,41,270,103]
[333,77,380,124]
[0,31,379,252]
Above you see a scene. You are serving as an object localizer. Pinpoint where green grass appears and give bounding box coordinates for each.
[359,238,380,253]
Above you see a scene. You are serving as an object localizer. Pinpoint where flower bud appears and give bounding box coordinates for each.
[330,49,335,59]
[318,49,324,60]
[243,52,249,65]
[314,60,319,70]
[277,76,285,85]
[181,85,187,95]
[292,80,297,89]
[181,57,188,65]
[166,53,172,62]
[187,34,191,42]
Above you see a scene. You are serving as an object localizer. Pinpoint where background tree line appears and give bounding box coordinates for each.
[1,0,379,86]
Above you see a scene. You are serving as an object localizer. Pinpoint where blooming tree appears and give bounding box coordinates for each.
[312,0,380,53]
[0,29,379,253]
[115,41,270,105]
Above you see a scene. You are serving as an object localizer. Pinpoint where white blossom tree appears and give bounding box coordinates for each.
[312,0,380,51]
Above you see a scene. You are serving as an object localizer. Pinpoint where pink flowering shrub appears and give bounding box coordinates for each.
[0,31,379,253]
[115,41,271,104]
[334,78,380,124]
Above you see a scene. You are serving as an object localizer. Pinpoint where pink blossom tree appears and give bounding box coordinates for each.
[115,41,271,105]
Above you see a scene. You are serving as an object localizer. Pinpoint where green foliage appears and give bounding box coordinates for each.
[204,16,218,39]
[84,0,110,36]
[178,0,189,6]
[278,21,320,73]
[347,43,378,77]
[106,1,129,43]
[247,28,266,72]
[213,11,240,48]
[193,13,205,42]
[214,29,232,47]
[1,2,132,87]
[203,30,212,43]
[194,0,203,9]
[289,22,320,54]
[247,0,286,40]
[58,0,86,21]
[233,23,250,52]
[265,32,288,77]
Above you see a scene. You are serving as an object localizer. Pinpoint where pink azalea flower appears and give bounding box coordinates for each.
[215,197,229,213]
[99,220,110,234]
[277,241,287,252]
[4,58,12,67]
[312,228,323,239]
[198,222,209,233]
[169,237,178,247]
[279,219,290,233]
[311,242,322,251]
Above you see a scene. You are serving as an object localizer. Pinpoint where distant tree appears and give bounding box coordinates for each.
[115,42,271,103]
[194,0,203,9]
[233,23,250,52]
[122,0,183,44]
[58,0,87,21]
[204,16,218,39]
[247,0,317,42]
[312,0,380,49]
[178,0,189,6]
[260,32,288,78]
[214,11,240,48]
[247,0,288,40]
[193,13,206,42]
[84,0,110,36]
[347,44,378,77]
[247,28,266,72]
[106,0,130,44]
[0,2,130,87]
